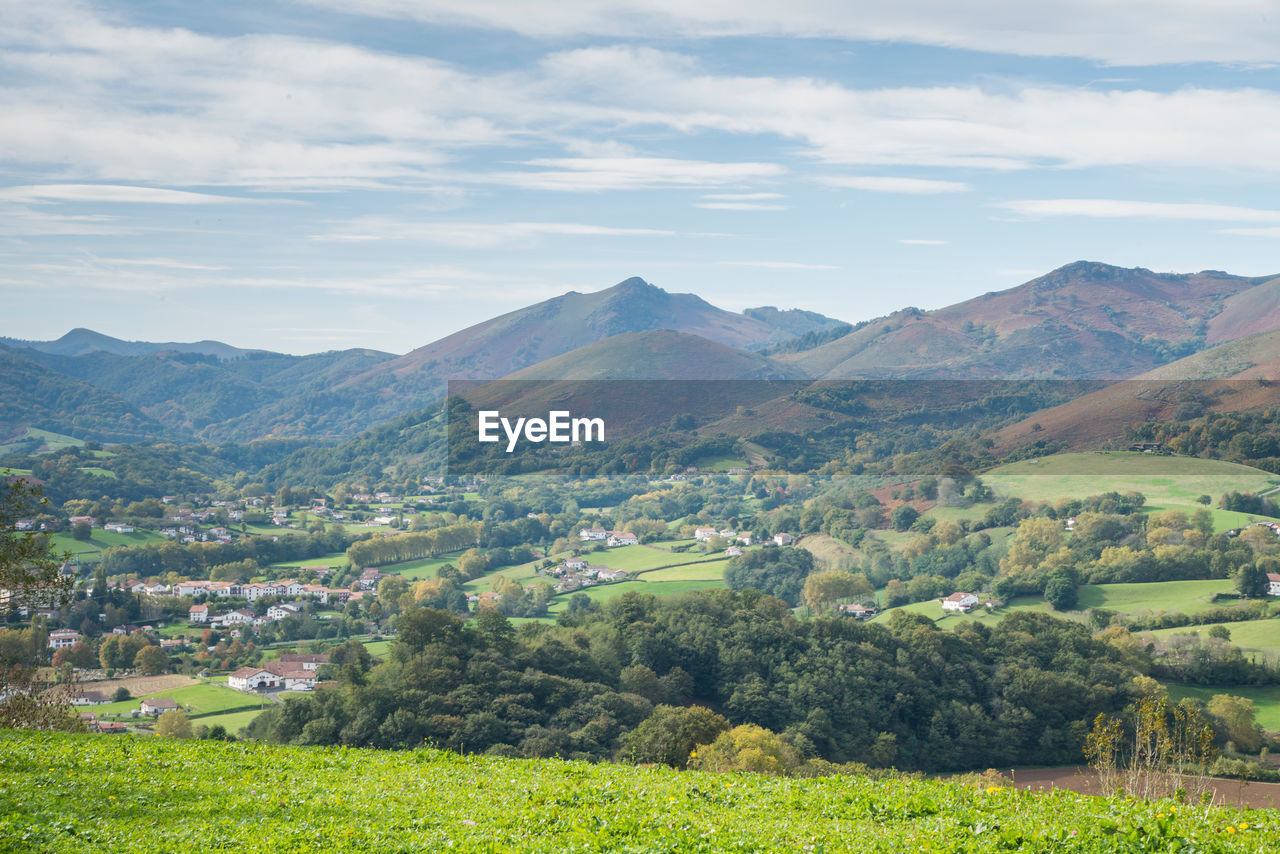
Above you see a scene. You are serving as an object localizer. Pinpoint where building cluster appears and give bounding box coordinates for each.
[228,653,330,692]
[171,577,349,605]
[578,528,639,547]
[545,556,629,593]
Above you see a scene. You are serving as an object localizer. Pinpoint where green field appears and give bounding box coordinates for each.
[1144,618,1280,659]
[271,552,350,571]
[96,682,263,718]
[1166,683,1280,732]
[50,528,166,560]
[875,580,1239,629]
[640,559,730,582]
[549,578,724,609]
[3,730,1277,853]
[384,552,466,580]
[984,453,1280,517]
[1075,579,1236,615]
[190,708,266,735]
[0,427,85,455]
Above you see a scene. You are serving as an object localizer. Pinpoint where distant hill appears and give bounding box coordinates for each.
[0,328,254,360]
[784,262,1280,380]
[0,345,173,443]
[991,329,1280,453]
[7,345,395,441]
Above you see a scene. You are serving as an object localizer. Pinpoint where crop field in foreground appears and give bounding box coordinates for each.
[3,731,1279,853]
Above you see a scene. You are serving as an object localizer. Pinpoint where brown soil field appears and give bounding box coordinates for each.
[1007,766,1280,810]
[77,674,197,696]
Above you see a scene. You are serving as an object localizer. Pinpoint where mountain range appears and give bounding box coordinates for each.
[5,262,1280,453]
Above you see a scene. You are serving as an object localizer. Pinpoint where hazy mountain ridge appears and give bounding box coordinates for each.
[0,328,255,361]
[785,262,1280,380]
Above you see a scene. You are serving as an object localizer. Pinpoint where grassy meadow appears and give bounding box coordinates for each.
[983,452,1280,521]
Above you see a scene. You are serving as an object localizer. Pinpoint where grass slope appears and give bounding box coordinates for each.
[5,730,1278,853]
[1165,683,1280,732]
[984,453,1279,513]
[1143,618,1280,660]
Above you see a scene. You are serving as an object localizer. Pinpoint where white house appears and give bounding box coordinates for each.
[606,531,639,547]
[71,691,109,706]
[694,527,718,541]
[219,608,257,626]
[773,533,794,547]
[725,546,743,557]
[104,523,135,534]
[140,698,180,715]
[266,603,304,621]
[228,667,281,691]
[579,528,608,541]
[189,604,209,623]
[597,568,629,582]
[941,592,980,613]
[1268,572,1280,597]
[48,629,81,650]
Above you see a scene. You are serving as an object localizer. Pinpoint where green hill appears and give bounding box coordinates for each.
[3,730,1276,853]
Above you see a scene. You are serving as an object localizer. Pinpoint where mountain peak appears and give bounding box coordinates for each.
[609,276,661,294]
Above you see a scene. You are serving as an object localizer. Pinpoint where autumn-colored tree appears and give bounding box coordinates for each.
[155,708,193,739]
[687,724,803,776]
[134,645,170,676]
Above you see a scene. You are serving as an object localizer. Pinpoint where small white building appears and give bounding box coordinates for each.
[941,592,980,613]
[1268,572,1280,597]
[579,528,608,541]
[694,527,718,542]
[773,533,794,547]
[189,604,209,623]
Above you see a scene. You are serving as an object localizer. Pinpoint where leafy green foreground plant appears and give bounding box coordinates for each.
[2,730,1277,853]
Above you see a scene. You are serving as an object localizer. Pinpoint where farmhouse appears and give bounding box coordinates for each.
[70,691,109,706]
[725,546,743,557]
[140,698,180,715]
[579,528,608,541]
[773,533,794,547]
[840,603,877,619]
[606,531,638,547]
[941,592,980,613]
[694,527,718,541]
[189,604,208,623]
[1268,572,1280,597]
[228,667,281,691]
[278,653,329,671]
[103,523,135,533]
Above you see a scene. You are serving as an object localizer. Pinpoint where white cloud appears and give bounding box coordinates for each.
[289,0,1280,65]
[996,199,1280,222]
[1220,227,1280,237]
[0,185,245,205]
[719,261,839,269]
[312,218,680,247]
[702,193,786,201]
[695,202,788,211]
[536,47,1280,173]
[484,157,786,192]
[824,176,971,194]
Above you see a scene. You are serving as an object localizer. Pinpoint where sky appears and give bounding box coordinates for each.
[3,0,1280,355]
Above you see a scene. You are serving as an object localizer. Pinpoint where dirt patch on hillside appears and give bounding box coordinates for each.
[1007,766,1280,810]
[78,674,197,696]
